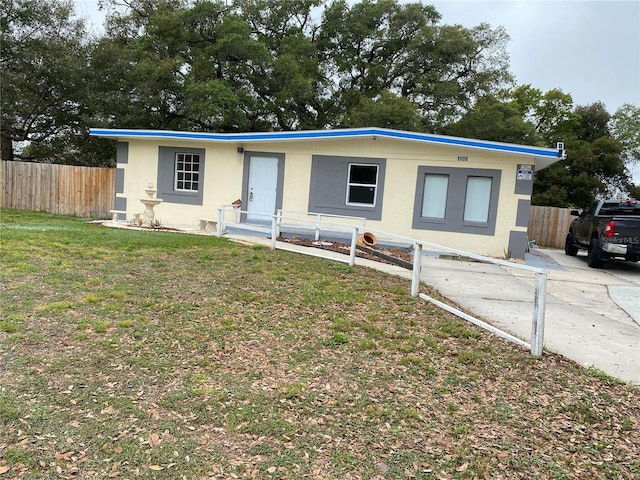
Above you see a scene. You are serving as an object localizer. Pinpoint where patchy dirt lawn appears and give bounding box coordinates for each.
[1,210,639,479]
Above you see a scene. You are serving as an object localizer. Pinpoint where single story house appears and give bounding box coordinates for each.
[89,127,564,259]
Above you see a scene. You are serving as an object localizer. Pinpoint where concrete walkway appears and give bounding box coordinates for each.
[229,234,640,386]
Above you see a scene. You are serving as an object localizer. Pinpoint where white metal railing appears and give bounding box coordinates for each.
[275,209,368,241]
[215,207,547,356]
[342,225,546,356]
[216,206,368,240]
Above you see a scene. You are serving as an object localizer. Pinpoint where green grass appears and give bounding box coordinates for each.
[1,209,639,479]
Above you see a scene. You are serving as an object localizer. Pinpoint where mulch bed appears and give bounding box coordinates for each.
[277,236,414,268]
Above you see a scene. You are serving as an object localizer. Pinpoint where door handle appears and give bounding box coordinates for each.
[249,192,253,201]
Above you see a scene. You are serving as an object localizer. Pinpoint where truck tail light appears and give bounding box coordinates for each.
[604,220,616,238]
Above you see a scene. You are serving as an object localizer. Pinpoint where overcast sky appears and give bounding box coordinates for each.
[432,0,640,114]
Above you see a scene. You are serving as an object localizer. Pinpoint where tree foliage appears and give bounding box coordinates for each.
[2,0,638,205]
[610,103,640,165]
[532,102,630,207]
[613,105,640,199]
[318,1,512,130]
[1,0,94,163]
[443,95,540,145]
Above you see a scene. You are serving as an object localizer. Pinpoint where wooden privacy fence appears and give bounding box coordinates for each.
[0,161,116,218]
[527,205,577,249]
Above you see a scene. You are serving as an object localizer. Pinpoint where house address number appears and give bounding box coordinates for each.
[457,156,468,162]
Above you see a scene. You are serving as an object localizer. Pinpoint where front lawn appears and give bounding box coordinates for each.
[1,209,638,479]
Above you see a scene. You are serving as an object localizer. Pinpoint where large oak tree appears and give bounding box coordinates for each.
[1,0,91,162]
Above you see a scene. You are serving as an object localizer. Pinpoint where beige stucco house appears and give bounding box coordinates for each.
[89,127,564,258]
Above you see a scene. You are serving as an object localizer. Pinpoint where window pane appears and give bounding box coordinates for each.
[422,174,448,218]
[348,185,376,204]
[349,165,377,184]
[346,164,378,205]
[464,177,492,222]
[174,152,200,192]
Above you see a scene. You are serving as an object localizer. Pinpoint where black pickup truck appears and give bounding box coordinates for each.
[565,199,640,268]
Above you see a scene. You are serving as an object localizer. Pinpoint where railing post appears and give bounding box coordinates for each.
[531,272,547,356]
[349,227,359,267]
[276,210,282,238]
[216,208,224,237]
[411,243,422,297]
[271,215,277,250]
[315,214,321,241]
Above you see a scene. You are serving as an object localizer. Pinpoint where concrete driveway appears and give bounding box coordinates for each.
[419,249,640,386]
[537,249,640,325]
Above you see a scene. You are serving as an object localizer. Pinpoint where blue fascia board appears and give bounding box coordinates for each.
[89,127,561,159]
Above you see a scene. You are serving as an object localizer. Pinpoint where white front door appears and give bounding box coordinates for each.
[247,156,278,222]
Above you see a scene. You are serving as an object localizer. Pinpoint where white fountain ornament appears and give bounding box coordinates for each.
[140,183,163,225]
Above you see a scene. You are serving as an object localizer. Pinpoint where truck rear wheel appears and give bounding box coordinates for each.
[588,238,604,268]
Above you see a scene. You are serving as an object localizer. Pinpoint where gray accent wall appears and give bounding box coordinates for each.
[114,197,127,220]
[117,142,129,164]
[516,199,531,227]
[509,230,528,259]
[308,155,386,221]
[157,146,205,205]
[412,166,501,236]
[116,168,125,194]
[115,145,127,217]
[514,163,535,195]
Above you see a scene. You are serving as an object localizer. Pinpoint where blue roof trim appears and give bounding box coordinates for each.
[89,127,560,158]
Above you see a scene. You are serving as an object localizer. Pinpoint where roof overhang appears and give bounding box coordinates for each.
[89,127,565,170]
